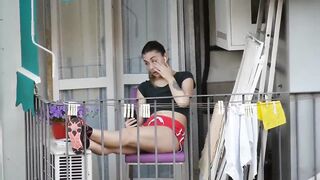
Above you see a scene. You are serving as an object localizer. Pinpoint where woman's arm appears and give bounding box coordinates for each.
[154,62,194,107]
[166,77,194,107]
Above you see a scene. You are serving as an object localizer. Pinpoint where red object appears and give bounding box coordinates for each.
[143,115,186,151]
[52,122,66,139]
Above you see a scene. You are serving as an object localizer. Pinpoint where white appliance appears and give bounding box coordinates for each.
[50,139,93,180]
[215,0,263,50]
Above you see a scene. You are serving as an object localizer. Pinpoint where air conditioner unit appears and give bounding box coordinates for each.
[215,0,263,50]
[50,139,93,180]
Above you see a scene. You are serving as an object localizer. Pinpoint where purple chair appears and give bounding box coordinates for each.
[125,151,187,179]
[125,86,187,179]
[125,151,185,164]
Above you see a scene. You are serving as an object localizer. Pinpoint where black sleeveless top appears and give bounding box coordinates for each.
[138,71,195,118]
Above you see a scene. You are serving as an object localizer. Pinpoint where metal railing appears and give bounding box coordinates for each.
[289,92,320,180]
[24,92,319,180]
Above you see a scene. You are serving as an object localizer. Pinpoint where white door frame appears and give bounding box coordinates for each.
[51,0,117,179]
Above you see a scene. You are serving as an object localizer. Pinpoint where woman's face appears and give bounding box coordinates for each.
[142,50,167,78]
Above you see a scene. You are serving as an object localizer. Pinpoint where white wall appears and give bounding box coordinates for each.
[0,0,26,179]
[288,0,320,92]
[207,0,242,84]
[0,0,4,177]
[287,1,320,180]
[0,0,4,178]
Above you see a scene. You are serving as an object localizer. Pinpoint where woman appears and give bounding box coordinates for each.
[68,41,195,155]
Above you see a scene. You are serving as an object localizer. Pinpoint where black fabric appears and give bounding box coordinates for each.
[138,71,195,118]
[81,125,91,149]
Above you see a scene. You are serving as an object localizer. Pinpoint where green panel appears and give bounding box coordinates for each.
[16,0,39,113]
[19,0,39,74]
[16,72,35,113]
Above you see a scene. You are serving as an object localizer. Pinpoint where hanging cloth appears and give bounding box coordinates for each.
[224,103,259,180]
[257,101,286,130]
[199,101,225,180]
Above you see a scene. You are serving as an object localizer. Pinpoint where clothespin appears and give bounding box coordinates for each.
[127,104,131,118]
[273,101,277,114]
[131,104,134,118]
[140,104,150,118]
[67,103,80,116]
[146,104,150,117]
[124,103,135,118]
[123,104,127,118]
[217,101,223,114]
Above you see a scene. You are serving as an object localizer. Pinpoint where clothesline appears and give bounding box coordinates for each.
[42,92,289,105]
[46,98,284,108]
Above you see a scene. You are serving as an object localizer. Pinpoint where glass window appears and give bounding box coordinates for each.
[60,88,106,102]
[57,0,106,79]
[122,0,172,74]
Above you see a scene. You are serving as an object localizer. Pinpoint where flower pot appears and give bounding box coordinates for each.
[52,122,66,139]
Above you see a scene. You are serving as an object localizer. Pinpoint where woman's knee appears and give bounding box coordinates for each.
[120,128,136,146]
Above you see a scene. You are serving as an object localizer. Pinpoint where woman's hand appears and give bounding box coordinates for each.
[153,61,174,82]
[125,118,138,128]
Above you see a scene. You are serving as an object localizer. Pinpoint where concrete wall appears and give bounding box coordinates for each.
[286,1,320,180]
[288,0,320,93]
[0,0,26,179]
[0,0,4,178]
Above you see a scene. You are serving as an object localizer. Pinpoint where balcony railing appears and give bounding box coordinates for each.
[24,92,320,180]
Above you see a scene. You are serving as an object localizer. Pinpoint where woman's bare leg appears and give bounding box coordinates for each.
[89,140,137,155]
[89,126,179,152]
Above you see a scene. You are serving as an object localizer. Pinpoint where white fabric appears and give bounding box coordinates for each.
[199,102,225,180]
[249,105,259,179]
[224,103,259,180]
[239,105,251,167]
[225,104,243,180]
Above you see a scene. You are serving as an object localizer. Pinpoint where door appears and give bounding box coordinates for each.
[51,0,116,179]
[115,0,185,178]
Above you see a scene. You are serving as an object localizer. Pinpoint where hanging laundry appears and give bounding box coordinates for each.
[224,103,259,180]
[225,104,243,180]
[257,101,286,130]
[246,104,259,179]
[199,101,225,180]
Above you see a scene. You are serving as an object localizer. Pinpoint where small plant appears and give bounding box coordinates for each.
[49,104,86,122]
[49,103,86,139]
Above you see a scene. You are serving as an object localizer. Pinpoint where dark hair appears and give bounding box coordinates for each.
[141,41,166,55]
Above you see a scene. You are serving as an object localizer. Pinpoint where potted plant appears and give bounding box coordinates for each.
[49,104,85,139]
[49,104,67,139]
